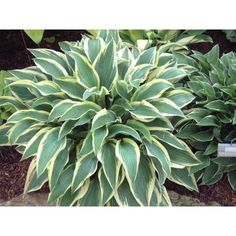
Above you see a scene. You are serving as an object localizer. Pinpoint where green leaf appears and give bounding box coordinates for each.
[187,108,211,123]
[33,58,68,78]
[79,132,93,157]
[0,96,27,110]
[59,101,100,121]
[8,110,49,123]
[132,79,173,101]
[152,130,186,150]
[97,142,119,190]
[163,142,199,166]
[150,156,167,184]
[8,119,36,144]
[158,67,187,83]
[228,170,236,190]
[48,140,72,190]
[152,98,184,117]
[114,80,131,99]
[108,124,142,142]
[146,117,174,131]
[204,100,228,112]
[144,138,171,176]
[130,157,155,206]
[115,179,139,206]
[189,151,210,174]
[48,100,79,121]
[170,168,198,191]
[98,168,113,205]
[37,128,67,176]
[130,101,162,119]
[58,120,78,139]
[92,126,108,154]
[0,124,11,146]
[94,40,118,89]
[126,119,152,141]
[135,47,156,65]
[91,109,116,131]
[25,160,48,193]
[53,77,86,100]
[202,162,220,185]
[165,89,195,108]
[72,153,98,192]
[198,115,220,127]
[48,164,74,204]
[128,64,154,87]
[190,130,214,142]
[78,179,101,206]
[84,37,105,63]
[116,138,140,183]
[24,30,44,44]
[69,51,100,88]
[59,179,90,206]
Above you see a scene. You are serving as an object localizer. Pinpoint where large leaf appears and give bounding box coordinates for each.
[170,168,198,191]
[132,79,173,101]
[36,128,67,176]
[116,138,140,183]
[72,153,98,192]
[92,126,108,154]
[94,40,118,89]
[8,110,49,123]
[48,140,72,190]
[69,51,100,88]
[152,98,184,117]
[98,142,119,190]
[91,109,116,131]
[108,124,142,142]
[97,142,120,190]
[130,157,155,206]
[130,101,162,119]
[59,101,100,121]
[144,138,171,176]
[48,164,74,204]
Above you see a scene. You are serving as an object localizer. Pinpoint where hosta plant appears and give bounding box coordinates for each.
[88,30,212,53]
[0,31,199,206]
[223,30,236,43]
[173,45,236,189]
[0,71,14,124]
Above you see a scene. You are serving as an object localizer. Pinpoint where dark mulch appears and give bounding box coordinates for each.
[0,30,236,204]
[165,176,236,206]
[190,30,236,54]
[0,147,32,201]
[0,30,86,70]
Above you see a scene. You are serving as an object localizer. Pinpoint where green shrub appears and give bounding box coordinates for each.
[0,71,14,124]
[89,30,212,53]
[223,30,236,43]
[173,45,236,189]
[0,31,199,206]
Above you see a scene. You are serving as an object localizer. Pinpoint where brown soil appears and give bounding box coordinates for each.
[0,30,236,204]
[0,147,31,201]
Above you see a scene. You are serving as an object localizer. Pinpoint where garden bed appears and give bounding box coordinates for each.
[0,30,236,206]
